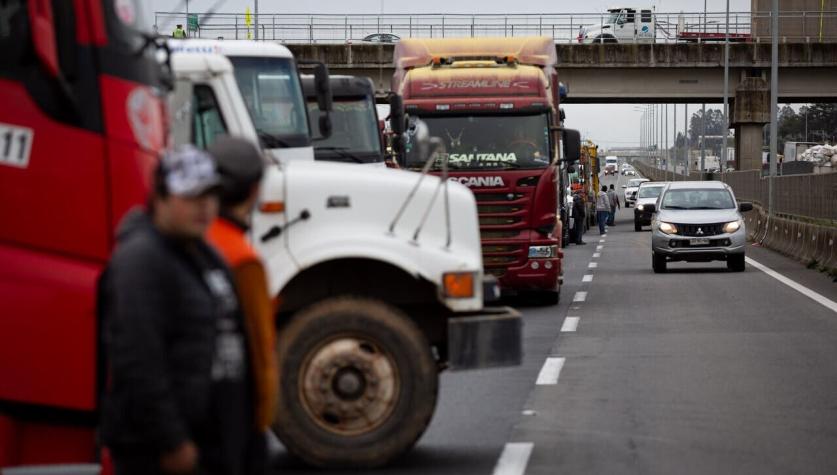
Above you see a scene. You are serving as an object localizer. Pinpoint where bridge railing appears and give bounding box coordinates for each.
[153,11,837,45]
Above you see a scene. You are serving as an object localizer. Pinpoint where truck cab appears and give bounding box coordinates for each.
[302,75,387,167]
[579,6,656,44]
[169,52,522,468]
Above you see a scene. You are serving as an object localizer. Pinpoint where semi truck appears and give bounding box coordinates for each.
[171,52,521,468]
[0,5,521,473]
[392,37,581,304]
[302,75,390,167]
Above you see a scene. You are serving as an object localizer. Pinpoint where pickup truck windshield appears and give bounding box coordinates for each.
[407,113,551,170]
[627,179,647,187]
[638,186,664,199]
[662,189,736,210]
[228,56,310,148]
[308,98,383,163]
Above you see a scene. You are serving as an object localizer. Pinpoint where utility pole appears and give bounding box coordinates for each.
[769,0,779,215]
[254,0,259,40]
[185,0,189,38]
[722,0,730,174]
[700,104,706,174]
[665,103,669,178]
[684,103,689,180]
[673,103,677,180]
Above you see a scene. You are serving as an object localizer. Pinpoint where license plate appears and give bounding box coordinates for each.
[691,238,711,246]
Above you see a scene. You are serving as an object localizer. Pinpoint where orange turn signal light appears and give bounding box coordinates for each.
[443,272,475,299]
[259,201,285,213]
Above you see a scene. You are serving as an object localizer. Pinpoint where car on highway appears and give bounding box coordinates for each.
[633,181,667,231]
[363,33,401,43]
[622,177,649,207]
[644,181,753,273]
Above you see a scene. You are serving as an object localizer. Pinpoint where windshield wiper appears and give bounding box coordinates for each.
[663,205,688,209]
[690,206,728,210]
[257,131,292,148]
[316,146,365,163]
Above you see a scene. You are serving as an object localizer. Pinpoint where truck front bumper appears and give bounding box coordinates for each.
[447,306,522,370]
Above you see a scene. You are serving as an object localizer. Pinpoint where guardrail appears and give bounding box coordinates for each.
[153,11,837,44]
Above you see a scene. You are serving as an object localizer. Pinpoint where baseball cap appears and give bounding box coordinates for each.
[158,145,221,197]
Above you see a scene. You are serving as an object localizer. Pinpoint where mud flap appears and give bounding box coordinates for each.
[447,306,522,371]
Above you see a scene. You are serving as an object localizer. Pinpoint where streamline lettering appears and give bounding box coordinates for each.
[421,80,531,90]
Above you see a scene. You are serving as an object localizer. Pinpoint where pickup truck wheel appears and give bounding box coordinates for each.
[274,297,438,468]
[652,252,667,273]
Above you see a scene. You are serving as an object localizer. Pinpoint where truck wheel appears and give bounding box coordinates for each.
[274,297,438,468]
[727,254,746,272]
[537,289,560,306]
[652,252,667,273]
[634,221,642,232]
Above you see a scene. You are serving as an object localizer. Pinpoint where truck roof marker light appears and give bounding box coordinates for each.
[499,103,514,110]
[436,104,451,111]
[259,201,285,213]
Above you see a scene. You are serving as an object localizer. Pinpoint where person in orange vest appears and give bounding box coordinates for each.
[206,136,278,471]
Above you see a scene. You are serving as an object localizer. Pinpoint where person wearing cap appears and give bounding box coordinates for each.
[205,137,277,468]
[172,24,187,38]
[99,145,257,474]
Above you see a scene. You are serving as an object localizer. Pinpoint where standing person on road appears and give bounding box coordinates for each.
[100,145,260,475]
[596,186,610,235]
[607,184,620,226]
[206,137,278,471]
[572,191,587,245]
[172,24,187,38]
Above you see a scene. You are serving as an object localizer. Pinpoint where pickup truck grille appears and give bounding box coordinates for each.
[676,223,725,237]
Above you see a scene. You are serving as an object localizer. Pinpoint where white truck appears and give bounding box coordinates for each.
[578,7,656,44]
[169,51,521,468]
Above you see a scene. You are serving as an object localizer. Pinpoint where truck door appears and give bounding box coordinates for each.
[623,9,637,41]
[639,9,655,43]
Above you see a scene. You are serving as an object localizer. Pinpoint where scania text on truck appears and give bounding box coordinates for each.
[0,1,167,471]
[393,37,581,305]
[169,52,523,468]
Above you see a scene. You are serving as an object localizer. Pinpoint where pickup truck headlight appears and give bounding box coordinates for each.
[443,271,476,299]
[637,204,645,211]
[528,245,559,259]
[723,220,742,233]
[658,222,678,235]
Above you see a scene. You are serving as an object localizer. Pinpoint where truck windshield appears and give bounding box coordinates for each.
[607,10,624,24]
[228,56,310,148]
[407,113,551,170]
[308,98,383,163]
[661,189,736,210]
[638,186,664,199]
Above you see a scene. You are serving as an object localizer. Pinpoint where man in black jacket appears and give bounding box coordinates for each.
[100,145,260,475]
[572,192,587,245]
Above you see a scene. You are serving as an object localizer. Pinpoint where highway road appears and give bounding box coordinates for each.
[271,171,837,475]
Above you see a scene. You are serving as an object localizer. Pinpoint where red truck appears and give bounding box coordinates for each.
[393,37,580,304]
[0,1,167,470]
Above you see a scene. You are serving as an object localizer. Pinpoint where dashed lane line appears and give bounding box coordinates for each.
[588,262,598,269]
[492,442,534,475]
[535,357,566,385]
[583,274,594,282]
[593,252,601,258]
[573,291,587,302]
[745,257,837,313]
[561,316,580,332]
[596,245,604,251]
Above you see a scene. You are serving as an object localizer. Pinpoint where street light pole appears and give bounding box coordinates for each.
[722,0,730,174]
[684,103,689,180]
[769,0,779,215]
[254,0,259,40]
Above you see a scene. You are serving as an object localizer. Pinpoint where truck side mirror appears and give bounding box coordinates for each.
[389,94,405,135]
[643,204,656,213]
[28,0,60,77]
[559,128,581,163]
[739,202,753,212]
[299,60,333,139]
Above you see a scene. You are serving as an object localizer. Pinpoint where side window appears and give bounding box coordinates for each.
[193,85,228,149]
[641,10,653,23]
[625,9,636,23]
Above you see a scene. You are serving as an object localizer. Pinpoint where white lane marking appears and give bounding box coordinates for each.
[561,316,580,332]
[596,245,604,251]
[583,274,594,282]
[588,262,598,268]
[521,409,537,416]
[593,252,601,258]
[573,291,587,302]
[745,257,837,313]
[492,442,534,475]
[602,234,607,237]
[536,357,566,385]
[599,239,606,243]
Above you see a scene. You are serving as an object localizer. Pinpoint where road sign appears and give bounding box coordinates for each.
[187,13,198,32]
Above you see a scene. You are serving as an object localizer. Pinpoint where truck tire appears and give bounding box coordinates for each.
[727,254,746,272]
[634,221,642,232]
[274,297,438,468]
[594,34,618,44]
[652,252,667,273]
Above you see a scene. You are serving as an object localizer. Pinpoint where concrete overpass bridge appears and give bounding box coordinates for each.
[287,42,837,103]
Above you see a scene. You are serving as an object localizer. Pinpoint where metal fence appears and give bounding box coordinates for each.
[153,11,837,45]
[633,161,837,222]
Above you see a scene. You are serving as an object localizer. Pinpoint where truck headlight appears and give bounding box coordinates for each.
[723,220,742,233]
[658,222,678,235]
[443,272,476,299]
[528,245,558,258]
[637,204,645,211]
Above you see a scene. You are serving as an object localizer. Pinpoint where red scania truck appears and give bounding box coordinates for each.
[393,37,580,304]
[0,0,167,470]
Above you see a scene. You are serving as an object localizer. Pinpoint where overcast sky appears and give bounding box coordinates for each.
[150,0,753,149]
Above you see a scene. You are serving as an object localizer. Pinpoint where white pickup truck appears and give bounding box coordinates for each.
[169,51,521,469]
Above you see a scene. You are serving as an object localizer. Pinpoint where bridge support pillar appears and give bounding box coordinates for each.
[732,76,770,171]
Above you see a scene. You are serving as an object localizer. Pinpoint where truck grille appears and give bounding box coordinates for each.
[478,204,524,214]
[483,256,518,265]
[482,244,520,253]
[474,192,524,202]
[485,268,507,278]
[676,223,725,237]
[481,230,519,239]
[480,216,522,226]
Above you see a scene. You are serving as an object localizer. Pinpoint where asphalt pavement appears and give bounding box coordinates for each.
[272,171,837,475]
